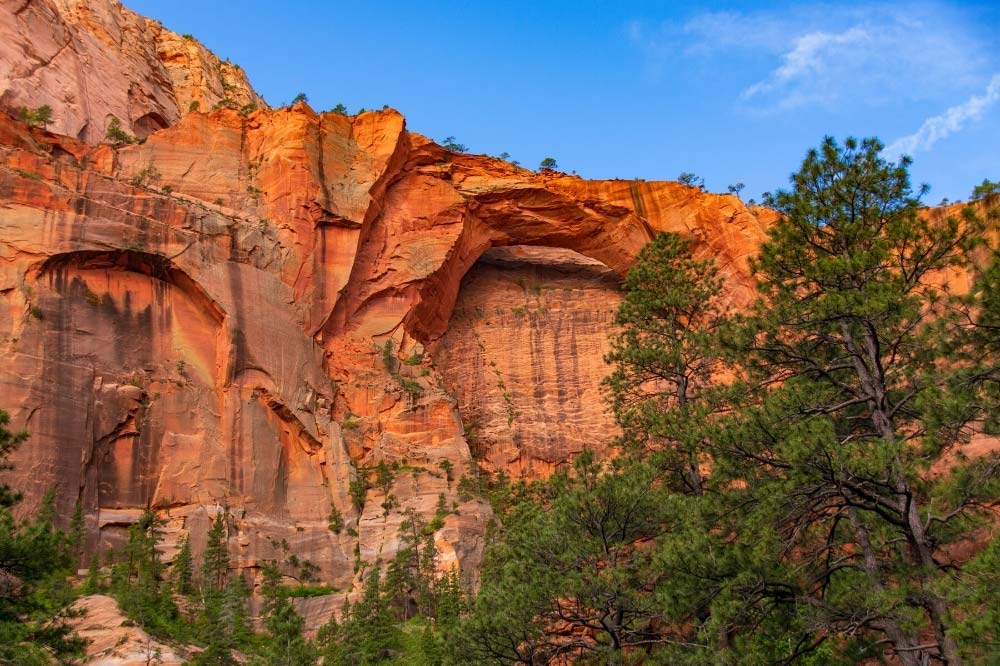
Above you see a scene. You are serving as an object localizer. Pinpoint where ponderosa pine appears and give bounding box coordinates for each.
[664,137,999,664]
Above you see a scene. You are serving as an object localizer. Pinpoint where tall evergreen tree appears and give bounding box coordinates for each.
[604,231,727,495]
[111,508,185,640]
[323,566,401,665]
[173,534,193,596]
[255,562,315,665]
[460,452,671,663]
[650,137,998,664]
[202,511,229,593]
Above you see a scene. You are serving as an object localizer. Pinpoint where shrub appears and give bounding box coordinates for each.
[105,116,135,145]
[18,104,53,129]
[328,506,344,534]
[380,339,397,373]
[539,156,558,171]
[188,100,200,112]
[292,92,308,104]
[441,136,468,152]
[399,378,423,396]
[128,165,160,187]
[286,584,334,598]
[677,172,705,189]
[12,168,41,181]
[330,103,348,115]
[349,477,369,511]
[438,460,454,488]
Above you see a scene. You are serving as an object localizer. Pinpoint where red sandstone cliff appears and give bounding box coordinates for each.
[0,0,835,637]
[0,99,774,610]
[3,6,994,647]
[1,0,263,142]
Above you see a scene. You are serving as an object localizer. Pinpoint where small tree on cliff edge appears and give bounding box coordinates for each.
[538,156,558,171]
[651,137,999,664]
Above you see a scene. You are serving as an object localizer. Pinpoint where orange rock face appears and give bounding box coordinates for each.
[436,247,625,477]
[0,105,770,608]
[0,2,775,620]
[0,0,263,142]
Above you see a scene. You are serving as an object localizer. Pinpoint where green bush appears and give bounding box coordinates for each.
[17,104,53,129]
[441,136,468,152]
[128,165,160,187]
[105,116,135,145]
[327,506,343,534]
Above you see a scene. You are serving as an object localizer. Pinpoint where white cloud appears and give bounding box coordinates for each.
[741,27,870,102]
[884,74,1000,158]
[628,4,994,113]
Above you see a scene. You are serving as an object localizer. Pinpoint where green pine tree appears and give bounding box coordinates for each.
[173,534,193,596]
[460,451,671,663]
[604,230,727,495]
[0,423,85,664]
[202,511,229,593]
[254,562,315,665]
[323,566,401,665]
[649,137,998,664]
[111,508,186,641]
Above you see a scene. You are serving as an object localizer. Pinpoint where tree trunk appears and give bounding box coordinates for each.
[850,324,964,666]
[849,508,925,666]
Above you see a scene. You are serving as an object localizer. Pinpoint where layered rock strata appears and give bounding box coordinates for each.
[0,0,778,623]
[0,104,772,611]
[0,0,263,143]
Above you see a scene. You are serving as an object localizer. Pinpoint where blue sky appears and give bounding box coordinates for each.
[128,1,999,203]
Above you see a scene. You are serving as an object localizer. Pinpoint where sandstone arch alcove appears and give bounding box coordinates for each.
[434,246,624,478]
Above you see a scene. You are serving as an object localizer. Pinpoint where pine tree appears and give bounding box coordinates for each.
[0,430,84,664]
[173,534,193,596]
[111,508,185,640]
[68,498,84,562]
[257,562,315,665]
[202,511,229,593]
[650,137,999,664]
[460,451,671,663]
[323,567,401,664]
[0,409,27,509]
[34,104,53,129]
[604,231,726,495]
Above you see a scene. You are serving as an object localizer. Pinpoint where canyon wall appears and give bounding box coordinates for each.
[0,0,263,143]
[0,0,772,624]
